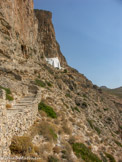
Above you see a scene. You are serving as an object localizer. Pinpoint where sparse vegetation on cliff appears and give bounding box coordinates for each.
[0,85,14,101]
[104,152,116,162]
[38,101,57,118]
[35,79,46,87]
[10,136,35,156]
[72,143,102,162]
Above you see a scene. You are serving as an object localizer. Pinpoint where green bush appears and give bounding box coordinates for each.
[74,107,80,112]
[38,101,57,118]
[65,93,72,98]
[48,156,59,162]
[71,106,80,112]
[0,85,14,101]
[35,79,46,87]
[72,143,102,162]
[114,140,122,147]
[104,108,108,111]
[83,94,87,98]
[49,128,57,141]
[6,94,14,101]
[63,69,67,73]
[46,81,53,87]
[0,85,11,94]
[104,152,116,162]
[82,102,87,108]
[87,119,101,135]
[94,126,101,135]
[100,152,108,162]
[87,119,94,129]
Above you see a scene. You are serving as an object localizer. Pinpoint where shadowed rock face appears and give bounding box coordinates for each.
[0,0,38,60]
[34,9,67,66]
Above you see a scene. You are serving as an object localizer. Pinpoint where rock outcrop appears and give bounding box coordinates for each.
[0,0,38,61]
[0,1,66,66]
[34,9,67,66]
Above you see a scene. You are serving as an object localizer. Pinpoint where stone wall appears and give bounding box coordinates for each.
[0,89,10,157]
[0,89,41,158]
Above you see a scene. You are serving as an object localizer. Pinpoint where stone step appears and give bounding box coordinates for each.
[17,101,33,104]
[18,97,34,100]
[20,98,34,102]
[17,100,33,103]
[21,96,34,99]
[14,105,27,109]
[14,103,31,106]
[16,96,35,103]
[23,96,35,99]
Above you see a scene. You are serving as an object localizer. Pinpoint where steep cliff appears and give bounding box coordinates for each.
[34,9,67,66]
[0,1,66,66]
[0,0,38,61]
[0,0,122,162]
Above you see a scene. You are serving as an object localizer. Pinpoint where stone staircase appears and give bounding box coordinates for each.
[14,95,35,107]
[0,90,41,159]
[7,95,35,117]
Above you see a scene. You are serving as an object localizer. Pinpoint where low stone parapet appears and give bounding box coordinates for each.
[0,89,41,158]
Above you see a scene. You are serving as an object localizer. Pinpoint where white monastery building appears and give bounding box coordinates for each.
[45,57,61,69]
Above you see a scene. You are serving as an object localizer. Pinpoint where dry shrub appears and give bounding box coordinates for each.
[53,146,61,154]
[35,143,53,161]
[31,121,58,142]
[10,136,35,156]
[43,143,53,153]
[68,136,76,144]
[6,104,12,109]
[64,142,72,154]
[76,122,82,128]
[33,146,40,155]
[48,155,59,162]
[29,122,40,138]
[39,110,47,117]
[69,117,75,123]
[54,119,60,125]
[47,118,53,122]
[62,123,72,135]
[61,141,73,161]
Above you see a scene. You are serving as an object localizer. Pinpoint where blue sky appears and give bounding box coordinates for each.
[34,0,122,88]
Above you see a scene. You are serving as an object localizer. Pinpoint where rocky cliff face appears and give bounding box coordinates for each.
[0,0,122,162]
[34,9,67,66]
[0,0,38,61]
[0,0,66,66]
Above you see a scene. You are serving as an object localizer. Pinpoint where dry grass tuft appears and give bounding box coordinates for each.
[6,104,12,109]
[30,121,58,142]
[10,136,35,156]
